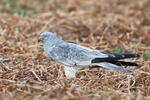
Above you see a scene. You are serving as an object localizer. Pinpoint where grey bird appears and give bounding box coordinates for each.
[38,32,140,77]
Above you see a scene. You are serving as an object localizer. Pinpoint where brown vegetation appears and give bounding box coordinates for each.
[0,0,150,99]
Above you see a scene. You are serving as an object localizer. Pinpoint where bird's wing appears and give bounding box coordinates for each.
[47,42,139,73]
[91,53,139,63]
[47,42,108,66]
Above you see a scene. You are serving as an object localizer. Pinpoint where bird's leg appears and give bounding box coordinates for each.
[63,65,78,78]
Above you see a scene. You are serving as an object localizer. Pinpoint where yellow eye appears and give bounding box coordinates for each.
[43,35,47,39]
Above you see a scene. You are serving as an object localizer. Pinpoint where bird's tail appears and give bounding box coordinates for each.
[94,62,132,72]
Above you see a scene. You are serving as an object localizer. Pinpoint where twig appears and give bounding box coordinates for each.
[30,68,42,82]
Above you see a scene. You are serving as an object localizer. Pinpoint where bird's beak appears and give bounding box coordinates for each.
[38,37,42,42]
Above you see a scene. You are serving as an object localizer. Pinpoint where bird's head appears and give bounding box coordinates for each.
[38,32,56,43]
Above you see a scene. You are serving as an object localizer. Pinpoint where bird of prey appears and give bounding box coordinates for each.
[38,32,140,77]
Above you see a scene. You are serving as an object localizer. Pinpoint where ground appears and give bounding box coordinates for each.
[0,0,150,100]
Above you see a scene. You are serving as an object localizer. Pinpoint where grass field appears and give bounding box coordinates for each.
[0,0,150,99]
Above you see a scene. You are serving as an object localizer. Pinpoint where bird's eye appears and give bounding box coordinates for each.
[43,35,47,39]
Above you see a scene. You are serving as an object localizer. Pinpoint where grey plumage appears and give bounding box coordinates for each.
[38,32,140,77]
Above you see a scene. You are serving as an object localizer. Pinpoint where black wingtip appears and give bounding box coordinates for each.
[135,54,140,58]
[108,53,140,59]
[116,53,140,58]
[108,61,139,66]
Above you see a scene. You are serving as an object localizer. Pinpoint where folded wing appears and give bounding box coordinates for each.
[49,42,139,73]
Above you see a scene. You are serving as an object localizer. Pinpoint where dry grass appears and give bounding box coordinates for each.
[0,0,150,100]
